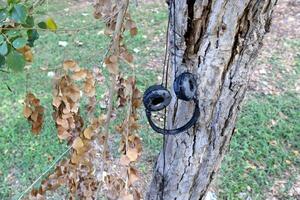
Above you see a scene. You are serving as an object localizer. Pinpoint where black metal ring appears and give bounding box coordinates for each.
[145,99,200,135]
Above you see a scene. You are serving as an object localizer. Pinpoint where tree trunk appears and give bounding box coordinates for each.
[146,0,277,199]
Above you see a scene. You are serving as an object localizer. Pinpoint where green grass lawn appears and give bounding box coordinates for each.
[219,93,300,199]
[218,43,300,200]
[0,1,299,199]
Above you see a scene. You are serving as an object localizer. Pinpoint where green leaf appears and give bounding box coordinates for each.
[6,30,19,38]
[27,29,39,47]
[12,37,27,49]
[11,4,27,24]
[37,21,47,29]
[7,50,25,72]
[0,55,5,68]
[0,35,4,44]
[7,0,21,5]
[0,42,8,55]
[45,17,57,32]
[24,15,34,27]
[0,8,7,22]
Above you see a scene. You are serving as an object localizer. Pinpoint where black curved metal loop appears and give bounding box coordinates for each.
[145,99,200,135]
[143,85,172,112]
[173,72,197,101]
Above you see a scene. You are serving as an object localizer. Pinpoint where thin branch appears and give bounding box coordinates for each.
[33,0,46,7]
[0,69,9,73]
[29,0,46,12]
[0,23,102,33]
[124,86,133,192]
[103,0,130,158]
[17,146,72,200]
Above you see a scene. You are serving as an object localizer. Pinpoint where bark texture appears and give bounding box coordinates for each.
[146,0,277,199]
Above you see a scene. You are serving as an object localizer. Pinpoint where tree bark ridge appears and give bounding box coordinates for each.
[146,0,277,199]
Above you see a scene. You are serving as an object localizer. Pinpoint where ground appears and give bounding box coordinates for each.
[0,0,299,200]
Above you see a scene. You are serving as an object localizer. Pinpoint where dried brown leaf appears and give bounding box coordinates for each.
[52,97,62,108]
[83,127,93,140]
[72,137,84,151]
[56,118,69,129]
[71,70,87,81]
[71,152,81,164]
[23,106,32,118]
[17,45,33,62]
[121,51,134,63]
[128,167,139,187]
[105,56,119,75]
[130,27,138,36]
[57,126,70,140]
[31,111,38,122]
[63,60,80,72]
[24,50,33,62]
[126,148,139,162]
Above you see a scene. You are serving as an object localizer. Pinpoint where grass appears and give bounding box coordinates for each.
[0,1,165,199]
[0,0,299,199]
[219,93,300,199]
[219,42,300,199]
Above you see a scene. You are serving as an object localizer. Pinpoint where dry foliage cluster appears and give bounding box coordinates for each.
[22,0,144,199]
[94,0,143,198]
[23,93,44,134]
[28,61,103,199]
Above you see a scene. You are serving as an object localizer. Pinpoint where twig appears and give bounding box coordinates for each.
[124,85,133,192]
[103,0,130,158]
[29,0,46,12]
[103,75,115,158]
[0,23,101,33]
[0,69,9,73]
[33,0,46,7]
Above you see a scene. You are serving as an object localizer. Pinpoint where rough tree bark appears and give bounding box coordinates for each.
[146,0,277,199]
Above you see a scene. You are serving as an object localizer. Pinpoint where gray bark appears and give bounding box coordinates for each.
[146,0,277,199]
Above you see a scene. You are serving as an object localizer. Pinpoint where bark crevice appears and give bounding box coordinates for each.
[146,1,277,199]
